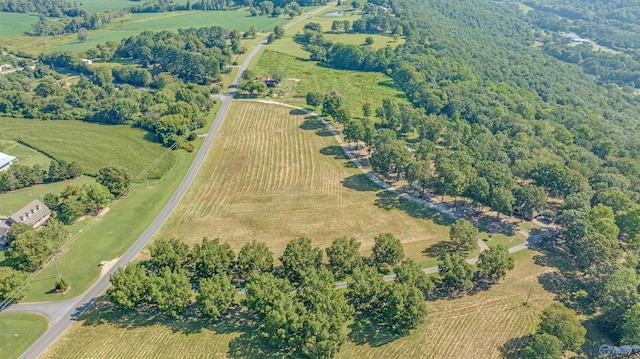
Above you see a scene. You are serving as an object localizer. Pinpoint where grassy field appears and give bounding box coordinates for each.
[0,118,175,178]
[252,50,408,117]
[0,140,52,168]
[12,103,220,302]
[0,12,39,35]
[155,101,450,258]
[0,177,93,215]
[40,251,554,359]
[0,312,49,359]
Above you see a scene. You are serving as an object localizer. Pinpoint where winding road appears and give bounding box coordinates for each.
[5,7,328,359]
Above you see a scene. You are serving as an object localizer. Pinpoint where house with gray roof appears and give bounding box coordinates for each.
[7,200,51,228]
[0,152,16,171]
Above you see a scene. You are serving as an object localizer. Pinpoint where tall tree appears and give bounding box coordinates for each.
[280,237,322,283]
[521,333,564,359]
[148,267,193,317]
[196,273,235,319]
[448,219,478,254]
[438,253,474,293]
[538,303,586,352]
[188,237,235,280]
[476,244,514,282]
[107,263,149,310]
[236,240,273,280]
[149,238,190,272]
[326,236,362,277]
[372,233,404,267]
[96,166,131,197]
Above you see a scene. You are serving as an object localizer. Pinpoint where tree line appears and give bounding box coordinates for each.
[0,159,81,193]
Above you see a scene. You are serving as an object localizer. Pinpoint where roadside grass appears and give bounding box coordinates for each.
[155,101,450,258]
[482,232,527,249]
[251,50,408,117]
[40,251,552,359]
[0,12,39,35]
[0,140,52,168]
[0,177,93,215]
[0,312,49,359]
[0,117,175,178]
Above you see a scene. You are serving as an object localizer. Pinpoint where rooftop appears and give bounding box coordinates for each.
[0,152,16,169]
[8,199,51,227]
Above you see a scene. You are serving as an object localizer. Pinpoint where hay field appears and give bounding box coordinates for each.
[40,251,553,359]
[154,101,449,257]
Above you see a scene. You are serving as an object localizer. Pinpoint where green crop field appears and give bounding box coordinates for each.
[154,101,452,257]
[0,312,49,359]
[40,251,551,359]
[0,140,52,168]
[0,118,175,178]
[0,12,39,35]
[252,50,409,117]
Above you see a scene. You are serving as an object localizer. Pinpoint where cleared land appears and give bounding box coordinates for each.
[0,312,49,359]
[0,118,174,178]
[154,101,450,257]
[40,251,553,359]
[0,12,39,35]
[252,50,408,117]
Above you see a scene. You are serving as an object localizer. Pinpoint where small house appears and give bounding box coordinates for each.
[0,152,16,171]
[259,77,277,88]
[7,200,51,229]
[0,64,10,72]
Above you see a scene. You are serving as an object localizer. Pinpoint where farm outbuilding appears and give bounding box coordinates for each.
[0,152,16,171]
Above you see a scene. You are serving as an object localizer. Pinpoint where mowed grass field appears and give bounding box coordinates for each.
[40,251,554,359]
[252,50,408,117]
[154,101,449,258]
[0,312,49,359]
[0,12,39,35]
[0,118,174,178]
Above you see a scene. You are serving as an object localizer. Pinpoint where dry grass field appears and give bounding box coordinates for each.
[154,101,452,259]
[40,251,554,359]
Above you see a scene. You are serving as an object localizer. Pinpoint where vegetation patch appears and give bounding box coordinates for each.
[0,118,175,178]
[0,312,48,359]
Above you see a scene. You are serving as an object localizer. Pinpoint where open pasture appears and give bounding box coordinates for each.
[0,117,175,178]
[0,312,49,359]
[39,251,552,359]
[252,50,408,117]
[155,101,449,257]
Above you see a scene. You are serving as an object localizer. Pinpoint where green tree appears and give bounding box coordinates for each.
[365,36,374,45]
[5,223,34,244]
[326,237,362,277]
[96,166,131,197]
[622,303,640,345]
[491,187,515,217]
[80,182,113,214]
[405,160,432,194]
[306,92,324,108]
[280,237,322,283]
[0,267,28,301]
[521,333,564,359]
[438,253,474,293]
[322,95,344,118]
[6,230,51,272]
[599,266,640,333]
[394,259,434,296]
[248,24,258,38]
[149,238,190,272]
[538,303,586,352]
[259,1,273,15]
[385,281,428,333]
[236,240,273,280]
[344,119,366,148]
[476,244,514,282]
[196,273,234,319]
[347,265,387,315]
[189,237,235,280]
[107,263,149,310]
[362,103,372,117]
[449,219,478,254]
[514,184,547,219]
[267,33,276,44]
[372,233,404,267]
[148,267,193,317]
[274,25,285,39]
[77,27,88,42]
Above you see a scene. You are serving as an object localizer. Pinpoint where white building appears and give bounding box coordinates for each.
[0,152,16,171]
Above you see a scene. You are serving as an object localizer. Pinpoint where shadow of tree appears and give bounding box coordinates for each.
[422,241,454,258]
[320,145,349,160]
[342,174,380,192]
[374,191,454,226]
[289,108,308,116]
[348,316,406,347]
[299,116,333,137]
[227,328,292,359]
[499,334,533,359]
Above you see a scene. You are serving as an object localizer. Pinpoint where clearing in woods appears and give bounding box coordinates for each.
[39,251,553,359]
[153,101,451,258]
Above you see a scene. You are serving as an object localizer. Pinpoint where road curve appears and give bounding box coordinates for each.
[9,8,329,357]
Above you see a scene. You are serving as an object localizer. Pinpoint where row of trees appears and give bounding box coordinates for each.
[5,219,69,271]
[249,0,303,18]
[0,159,81,193]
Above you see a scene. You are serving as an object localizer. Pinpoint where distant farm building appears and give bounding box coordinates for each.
[82,59,93,65]
[259,77,277,88]
[0,152,16,171]
[1,200,51,244]
[0,64,10,71]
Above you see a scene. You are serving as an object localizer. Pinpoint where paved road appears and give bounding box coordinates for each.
[6,7,330,359]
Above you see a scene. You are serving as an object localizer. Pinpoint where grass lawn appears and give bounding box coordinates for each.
[252,50,408,117]
[40,251,555,359]
[0,12,39,35]
[154,101,451,258]
[0,177,93,215]
[0,118,175,178]
[0,312,49,359]
[0,140,52,168]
